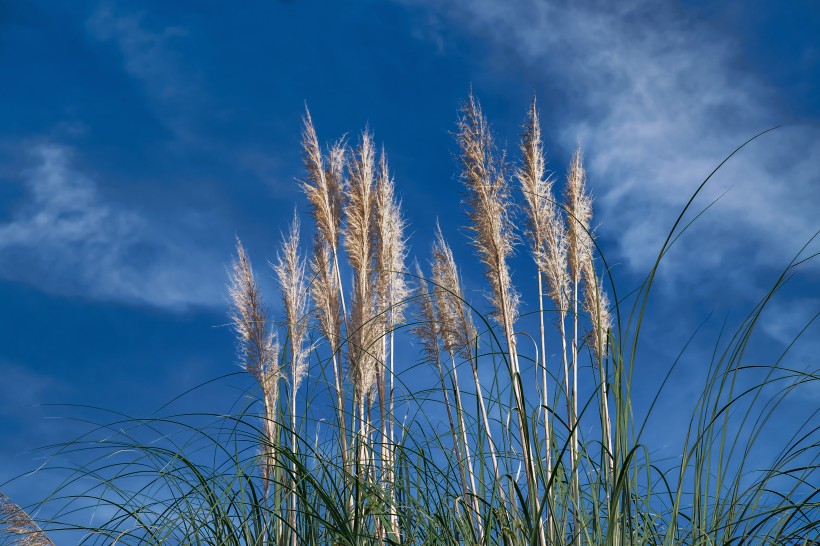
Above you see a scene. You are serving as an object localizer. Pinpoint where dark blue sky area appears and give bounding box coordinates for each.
[1,0,818,514]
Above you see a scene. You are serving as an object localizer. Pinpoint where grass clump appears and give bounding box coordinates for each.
[3,92,818,546]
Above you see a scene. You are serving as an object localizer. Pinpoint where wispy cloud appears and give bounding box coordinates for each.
[86,2,209,146]
[84,3,292,194]
[406,0,819,292]
[0,144,227,309]
[87,4,190,100]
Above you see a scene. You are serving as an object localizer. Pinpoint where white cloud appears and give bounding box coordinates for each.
[0,144,227,309]
[87,4,191,102]
[405,0,819,291]
[86,3,209,147]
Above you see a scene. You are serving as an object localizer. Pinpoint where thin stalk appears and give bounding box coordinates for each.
[571,275,580,545]
[448,350,482,538]
[498,274,544,546]
[387,328,399,539]
[333,249,351,469]
[558,308,573,540]
[290,370,298,546]
[467,336,507,509]
[596,333,613,486]
[536,270,554,543]
[435,344,471,514]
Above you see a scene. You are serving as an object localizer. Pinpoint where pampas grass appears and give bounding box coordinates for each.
[0,494,53,546]
[229,238,282,499]
[274,212,311,546]
[344,130,380,408]
[8,94,818,546]
[412,259,471,512]
[301,111,349,470]
[455,92,546,545]
[431,225,504,509]
[373,150,408,539]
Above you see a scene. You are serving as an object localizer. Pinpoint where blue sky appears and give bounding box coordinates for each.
[1,0,818,515]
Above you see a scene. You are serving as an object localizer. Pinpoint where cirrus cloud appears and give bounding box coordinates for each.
[404,0,819,293]
[0,144,228,310]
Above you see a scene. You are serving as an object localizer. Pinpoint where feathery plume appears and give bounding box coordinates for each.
[0,493,53,546]
[344,131,380,402]
[582,257,611,363]
[228,239,281,494]
[274,212,310,393]
[455,91,519,331]
[430,223,476,359]
[301,108,344,251]
[345,131,376,275]
[348,295,381,405]
[517,96,548,265]
[544,211,570,313]
[229,238,279,384]
[517,97,570,312]
[565,147,592,281]
[412,260,440,364]
[429,229,483,533]
[310,239,341,356]
[374,150,409,325]
[326,139,347,222]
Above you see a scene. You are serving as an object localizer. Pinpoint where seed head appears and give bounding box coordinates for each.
[455,91,519,330]
[0,493,54,546]
[431,224,477,360]
[565,146,592,281]
[517,96,570,312]
[301,107,345,251]
[274,212,310,392]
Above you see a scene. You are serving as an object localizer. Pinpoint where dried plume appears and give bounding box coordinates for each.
[229,238,280,388]
[344,131,381,401]
[544,204,571,313]
[516,97,569,312]
[565,146,593,281]
[430,224,477,360]
[348,304,382,405]
[326,138,347,201]
[457,93,543,527]
[228,239,281,489]
[310,237,342,354]
[374,150,409,325]
[517,96,547,262]
[0,493,53,546]
[582,254,612,362]
[344,131,376,275]
[301,108,344,251]
[274,212,311,392]
[412,260,441,364]
[258,333,282,497]
[455,91,519,330]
